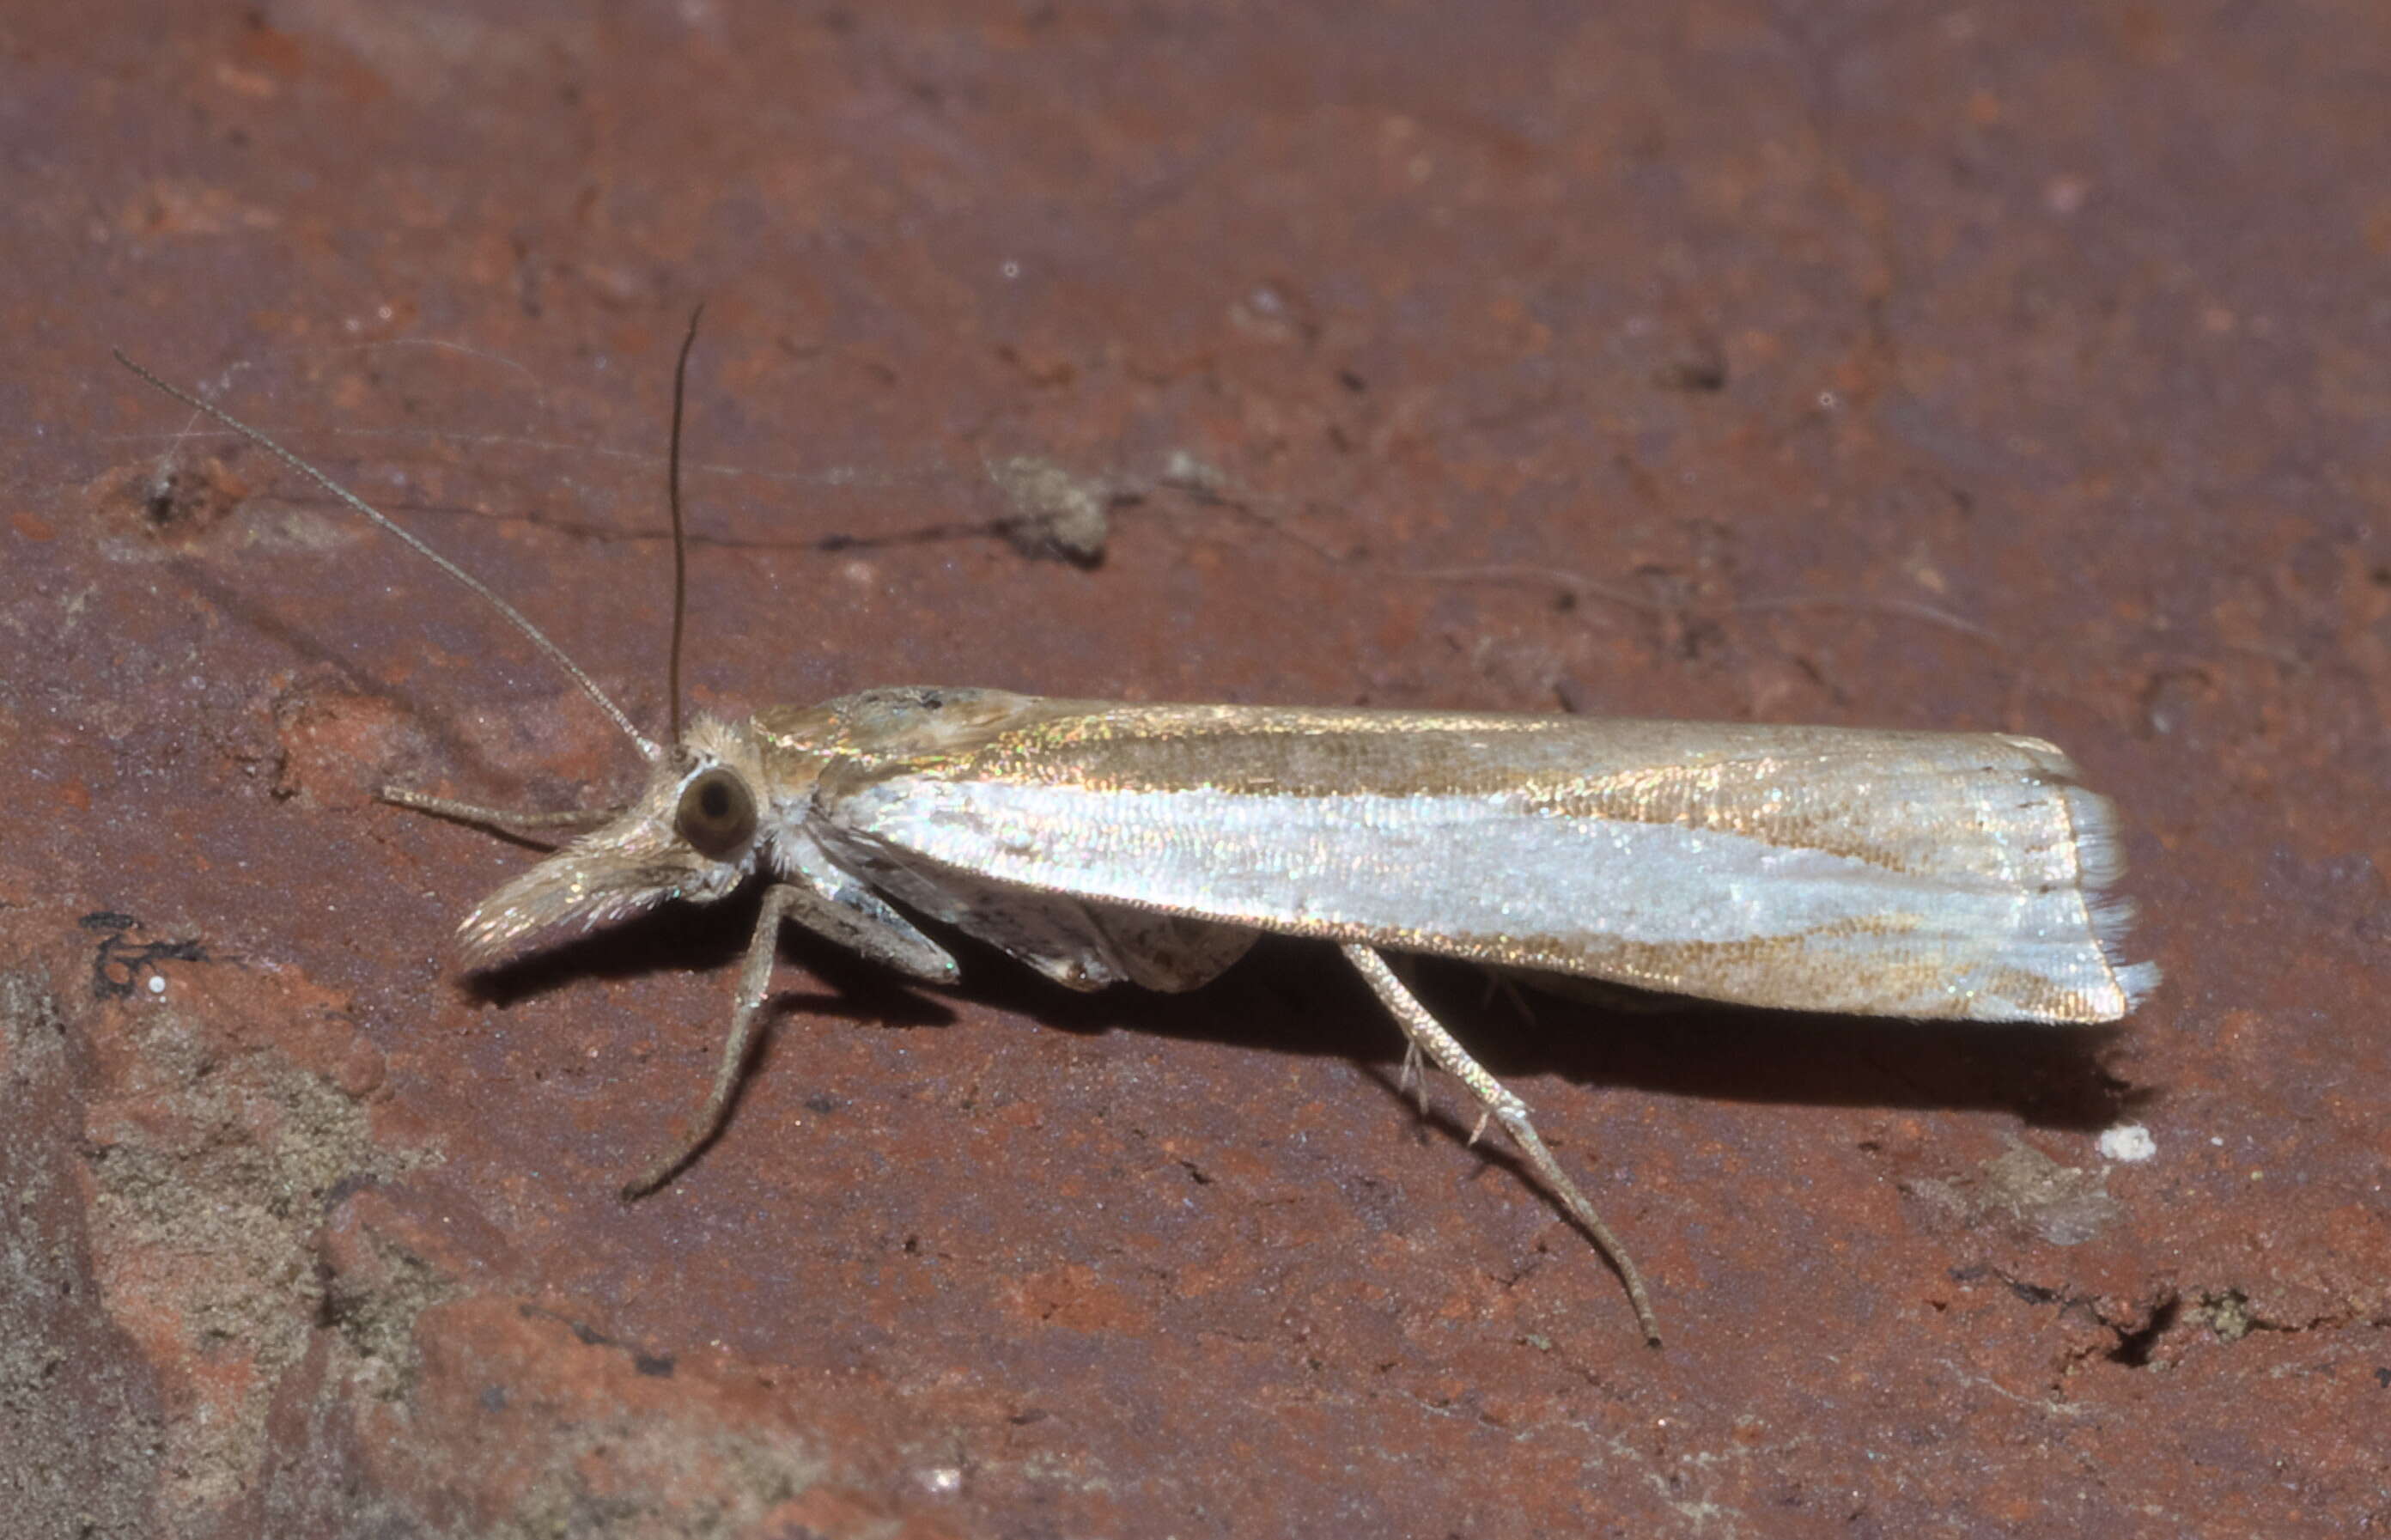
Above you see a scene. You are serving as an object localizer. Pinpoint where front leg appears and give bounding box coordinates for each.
[619,880,960,1200]
[1341,943,1662,1346]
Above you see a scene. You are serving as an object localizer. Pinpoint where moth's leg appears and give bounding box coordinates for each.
[781,879,962,986]
[619,882,961,1202]
[779,839,963,985]
[380,786,624,832]
[1397,1040,1429,1115]
[620,882,806,1201]
[1340,943,1662,1347]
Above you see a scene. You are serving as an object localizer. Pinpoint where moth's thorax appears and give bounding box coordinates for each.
[746,702,841,805]
[756,687,1049,781]
[838,686,1045,753]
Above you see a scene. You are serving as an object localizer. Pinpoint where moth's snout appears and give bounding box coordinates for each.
[451,819,751,972]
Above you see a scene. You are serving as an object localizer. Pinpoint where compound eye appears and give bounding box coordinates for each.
[673,767,757,860]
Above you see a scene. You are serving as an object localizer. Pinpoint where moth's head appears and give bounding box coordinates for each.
[456,715,771,971]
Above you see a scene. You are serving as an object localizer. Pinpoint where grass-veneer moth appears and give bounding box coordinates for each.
[116,328,2157,1347]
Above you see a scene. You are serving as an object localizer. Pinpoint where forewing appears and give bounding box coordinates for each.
[812,702,2156,1023]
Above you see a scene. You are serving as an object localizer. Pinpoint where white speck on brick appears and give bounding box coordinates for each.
[2096,1123,2156,1163]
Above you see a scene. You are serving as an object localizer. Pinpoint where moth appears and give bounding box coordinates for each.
[116,334,2157,1346]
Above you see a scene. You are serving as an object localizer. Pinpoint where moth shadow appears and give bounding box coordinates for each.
[952,934,2138,1136]
[174,561,567,799]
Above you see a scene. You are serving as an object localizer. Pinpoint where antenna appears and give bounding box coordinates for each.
[666,304,703,748]
[113,350,664,763]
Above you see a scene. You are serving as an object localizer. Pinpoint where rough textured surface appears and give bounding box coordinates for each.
[3,3,2386,1536]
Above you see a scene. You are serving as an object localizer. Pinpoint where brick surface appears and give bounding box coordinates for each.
[3,3,2385,1536]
